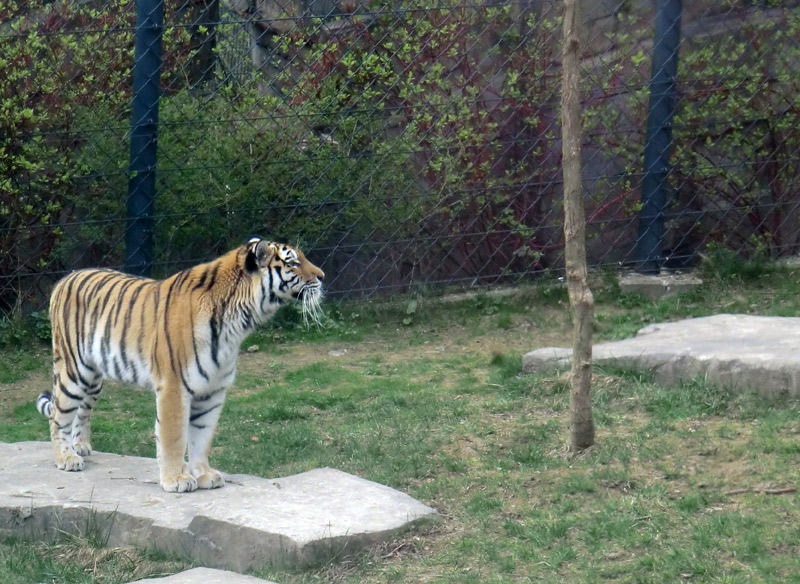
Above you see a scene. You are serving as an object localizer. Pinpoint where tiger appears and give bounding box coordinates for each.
[36,237,324,493]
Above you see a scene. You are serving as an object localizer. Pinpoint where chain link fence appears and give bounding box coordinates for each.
[2,0,800,318]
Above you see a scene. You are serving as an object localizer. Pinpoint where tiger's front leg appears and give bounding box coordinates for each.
[155,383,197,493]
[187,388,227,489]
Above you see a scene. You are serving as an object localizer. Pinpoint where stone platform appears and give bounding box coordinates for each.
[617,272,703,299]
[135,568,275,583]
[0,442,438,572]
[523,314,800,397]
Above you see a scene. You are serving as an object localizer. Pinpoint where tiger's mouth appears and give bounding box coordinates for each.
[298,284,324,327]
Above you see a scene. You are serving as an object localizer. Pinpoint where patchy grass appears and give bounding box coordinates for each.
[3,265,800,582]
[0,535,187,584]
[0,349,46,385]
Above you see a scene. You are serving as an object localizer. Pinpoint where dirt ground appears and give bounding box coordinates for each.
[0,349,51,411]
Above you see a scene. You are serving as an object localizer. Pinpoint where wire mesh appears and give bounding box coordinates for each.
[2,0,800,318]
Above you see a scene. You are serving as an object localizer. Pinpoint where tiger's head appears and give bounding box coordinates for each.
[244,237,325,326]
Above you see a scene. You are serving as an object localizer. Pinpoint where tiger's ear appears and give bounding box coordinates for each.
[245,239,278,273]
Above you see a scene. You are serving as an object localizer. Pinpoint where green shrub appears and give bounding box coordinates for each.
[585,3,800,265]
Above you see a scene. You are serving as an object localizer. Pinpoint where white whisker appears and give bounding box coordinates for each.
[300,286,324,328]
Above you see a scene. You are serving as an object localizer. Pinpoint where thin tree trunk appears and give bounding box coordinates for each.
[561,0,595,451]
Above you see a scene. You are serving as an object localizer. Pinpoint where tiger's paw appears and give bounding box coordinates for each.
[73,441,93,457]
[160,473,198,493]
[56,452,84,472]
[194,469,225,490]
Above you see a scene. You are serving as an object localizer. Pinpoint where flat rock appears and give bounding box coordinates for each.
[134,567,275,583]
[617,272,703,299]
[522,314,800,397]
[0,442,438,572]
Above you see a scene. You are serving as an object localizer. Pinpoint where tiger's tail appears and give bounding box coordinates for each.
[37,391,53,418]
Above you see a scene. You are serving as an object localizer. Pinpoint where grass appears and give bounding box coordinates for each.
[0,351,44,384]
[3,259,800,582]
[0,535,187,584]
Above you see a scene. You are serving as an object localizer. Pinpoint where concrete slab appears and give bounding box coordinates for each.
[134,567,275,583]
[522,314,800,397]
[617,272,703,299]
[0,442,438,572]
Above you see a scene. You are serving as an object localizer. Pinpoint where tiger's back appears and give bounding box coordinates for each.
[48,259,243,393]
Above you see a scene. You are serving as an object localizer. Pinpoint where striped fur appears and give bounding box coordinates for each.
[38,238,324,493]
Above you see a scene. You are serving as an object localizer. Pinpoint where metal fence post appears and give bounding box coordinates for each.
[126,0,164,276]
[637,0,682,274]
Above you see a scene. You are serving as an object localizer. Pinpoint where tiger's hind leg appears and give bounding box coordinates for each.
[71,381,103,457]
[49,372,97,471]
